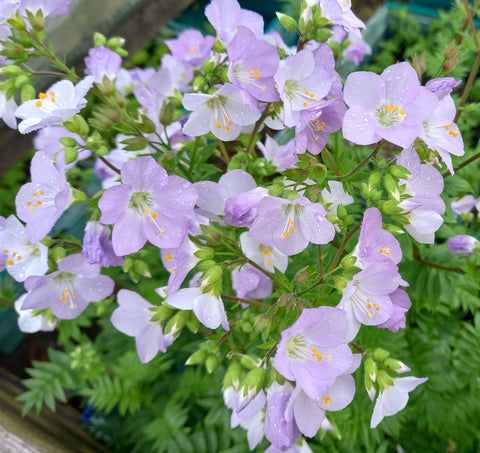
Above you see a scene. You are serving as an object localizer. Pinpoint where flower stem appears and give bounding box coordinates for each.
[443,150,480,177]
[0,296,14,308]
[413,247,464,273]
[327,221,362,273]
[97,155,121,174]
[340,141,383,181]
[222,294,270,309]
[245,103,272,155]
[322,147,343,178]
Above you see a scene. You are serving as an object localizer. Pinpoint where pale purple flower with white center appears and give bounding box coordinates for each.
[84,46,122,83]
[98,156,197,256]
[82,221,123,268]
[321,181,354,217]
[0,91,17,129]
[14,294,56,333]
[248,195,335,256]
[343,62,438,148]
[419,94,464,174]
[295,98,346,155]
[0,215,48,282]
[15,76,94,134]
[371,376,428,428]
[227,26,280,104]
[257,136,298,172]
[232,264,272,300]
[165,29,214,67]
[22,253,114,320]
[451,194,479,215]
[161,54,193,93]
[353,207,402,267]
[162,286,229,331]
[239,232,288,273]
[224,187,269,227]
[111,289,175,363]
[0,1,19,22]
[15,151,73,243]
[425,77,461,99]
[34,126,89,168]
[337,262,400,341]
[182,83,261,141]
[264,382,301,450]
[377,288,411,332]
[397,146,445,244]
[447,235,479,256]
[224,387,265,450]
[195,169,257,221]
[161,237,199,295]
[273,306,354,400]
[274,49,334,128]
[205,0,264,45]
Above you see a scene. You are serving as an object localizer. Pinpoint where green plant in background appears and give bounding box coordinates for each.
[0,0,480,452]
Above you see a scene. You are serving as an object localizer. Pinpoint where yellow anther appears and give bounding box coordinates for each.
[17,256,22,260]
[36,100,42,107]
[165,253,173,261]
[6,260,14,265]
[445,125,451,130]
[144,209,150,215]
[313,118,319,124]
[311,348,317,353]
[151,212,157,218]
[225,126,230,132]
[303,102,308,107]
[33,192,38,197]
[39,92,47,99]
[159,228,166,234]
[386,105,393,112]
[321,397,331,408]
[64,289,69,296]
[51,97,56,103]
[284,231,290,237]
[27,201,32,206]
[39,190,44,195]
[3,249,8,253]
[394,106,399,111]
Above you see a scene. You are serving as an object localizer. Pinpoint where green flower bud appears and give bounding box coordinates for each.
[314,28,333,42]
[364,356,377,382]
[165,310,189,335]
[52,246,66,262]
[206,355,219,374]
[14,74,30,89]
[203,58,217,74]
[295,269,310,286]
[71,188,86,204]
[7,12,27,31]
[213,40,226,53]
[383,358,411,374]
[159,101,174,126]
[202,265,223,286]
[377,370,395,391]
[254,314,271,333]
[383,173,400,201]
[340,255,357,268]
[93,32,107,47]
[186,349,206,365]
[133,259,152,278]
[60,137,78,147]
[197,259,217,272]
[192,75,207,92]
[0,65,22,77]
[121,136,149,151]
[223,362,242,389]
[107,37,125,50]
[337,204,347,220]
[20,84,36,103]
[384,224,405,235]
[242,367,267,398]
[368,171,382,190]
[276,12,298,31]
[194,247,215,260]
[381,200,403,215]
[64,147,78,165]
[241,354,261,369]
[388,165,411,179]
[149,304,173,323]
[373,348,390,362]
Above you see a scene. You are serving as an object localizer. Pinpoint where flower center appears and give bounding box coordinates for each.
[378,247,390,256]
[260,246,273,266]
[375,103,406,127]
[444,124,459,137]
[26,189,55,213]
[3,248,22,266]
[278,204,303,239]
[36,90,56,108]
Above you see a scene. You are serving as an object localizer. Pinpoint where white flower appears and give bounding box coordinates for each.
[15,294,56,333]
[240,232,288,273]
[371,376,428,428]
[0,215,48,282]
[15,76,94,134]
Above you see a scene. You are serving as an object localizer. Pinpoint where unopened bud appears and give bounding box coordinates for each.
[203,58,217,74]
[64,147,78,164]
[20,84,35,103]
[340,255,357,268]
[202,265,223,286]
[336,204,347,220]
[381,200,403,215]
[295,269,310,286]
[186,349,206,365]
[14,74,30,89]
[377,370,395,391]
[242,367,267,398]
[254,314,271,333]
[384,224,405,235]
[206,355,219,374]
[383,173,400,201]
[159,101,174,126]
[364,357,377,382]
[107,37,125,50]
[373,348,390,362]
[368,171,382,190]
[192,75,206,92]
[149,304,173,323]
[93,32,107,47]
[194,247,215,260]
[0,65,22,77]
[389,165,411,180]
[276,12,297,31]
[383,358,411,374]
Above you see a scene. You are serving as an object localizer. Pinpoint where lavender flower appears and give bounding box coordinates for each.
[14,293,56,333]
[224,187,269,227]
[82,221,123,267]
[343,62,437,147]
[85,45,122,83]
[111,289,175,363]
[256,136,298,171]
[0,90,17,129]
[273,306,353,400]
[22,254,114,319]
[98,156,197,255]
[165,29,215,67]
[182,83,261,141]
[15,151,73,243]
[227,26,280,104]
[447,235,479,256]
[239,232,288,273]
[376,288,411,333]
[248,195,335,256]
[19,0,74,18]
[232,264,272,300]
[15,76,94,134]
[205,0,264,44]
[451,194,479,215]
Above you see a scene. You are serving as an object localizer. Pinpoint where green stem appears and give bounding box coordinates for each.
[217,140,230,163]
[221,294,270,309]
[245,103,272,155]
[443,150,480,177]
[261,342,278,367]
[322,148,343,178]
[340,141,383,181]
[327,221,362,273]
[0,296,14,308]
